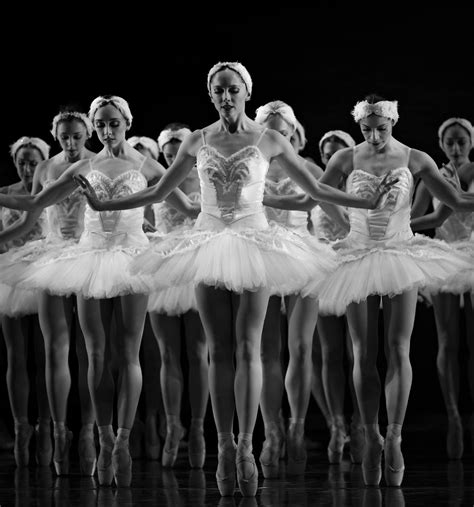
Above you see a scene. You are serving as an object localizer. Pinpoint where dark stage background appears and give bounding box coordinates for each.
[0,7,473,430]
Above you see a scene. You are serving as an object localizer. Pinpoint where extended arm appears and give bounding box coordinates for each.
[410,203,453,232]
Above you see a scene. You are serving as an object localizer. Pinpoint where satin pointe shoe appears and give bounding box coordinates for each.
[78,426,97,476]
[14,423,33,468]
[35,423,52,467]
[144,415,161,461]
[447,415,464,460]
[328,422,348,464]
[162,423,185,468]
[188,426,206,468]
[112,445,132,487]
[349,423,365,464]
[286,425,307,476]
[384,434,405,487]
[236,450,258,497]
[53,428,73,476]
[259,424,284,479]
[97,439,115,486]
[216,442,237,497]
[362,434,384,487]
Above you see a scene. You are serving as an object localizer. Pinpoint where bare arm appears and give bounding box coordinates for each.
[413,150,474,211]
[410,203,453,232]
[410,180,432,218]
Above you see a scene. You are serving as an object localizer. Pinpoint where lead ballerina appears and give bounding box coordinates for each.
[299,94,474,488]
[76,62,394,498]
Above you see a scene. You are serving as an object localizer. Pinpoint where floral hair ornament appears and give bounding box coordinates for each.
[351,100,399,125]
[437,117,474,149]
[254,100,298,132]
[50,111,94,140]
[9,136,51,161]
[318,130,356,155]
[157,128,192,152]
[207,61,253,97]
[88,95,133,128]
[127,136,159,160]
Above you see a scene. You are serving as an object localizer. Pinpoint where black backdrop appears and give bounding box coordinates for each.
[0,7,473,425]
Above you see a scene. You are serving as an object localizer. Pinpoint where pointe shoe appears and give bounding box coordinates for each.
[14,423,33,467]
[144,415,161,461]
[112,445,132,487]
[259,427,284,479]
[286,425,307,476]
[328,423,348,464]
[35,423,52,467]
[53,429,73,476]
[362,435,384,486]
[447,416,464,460]
[78,427,97,476]
[349,423,365,464]
[236,452,258,497]
[162,423,185,468]
[188,426,206,469]
[384,435,405,487]
[97,439,115,486]
[216,443,236,496]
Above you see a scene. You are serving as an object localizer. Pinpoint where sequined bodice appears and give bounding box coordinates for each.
[265,177,308,231]
[44,179,86,240]
[196,145,268,224]
[153,191,201,233]
[346,167,413,243]
[433,163,472,241]
[84,169,147,235]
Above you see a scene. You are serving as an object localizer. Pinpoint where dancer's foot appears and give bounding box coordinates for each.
[112,444,132,487]
[287,421,307,476]
[216,441,237,497]
[188,425,206,469]
[162,423,185,468]
[53,428,73,476]
[236,443,258,497]
[97,428,115,486]
[447,415,463,460]
[259,422,284,479]
[327,419,348,464]
[78,425,97,476]
[362,432,384,487]
[384,426,405,487]
[144,415,161,461]
[349,422,365,464]
[14,422,33,468]
[35,421,52,467]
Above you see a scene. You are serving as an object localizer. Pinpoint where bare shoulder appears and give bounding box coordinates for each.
[327,146,354,175]
[141,157,166,181]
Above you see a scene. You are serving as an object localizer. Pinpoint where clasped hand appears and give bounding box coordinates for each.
[370,173,399,209]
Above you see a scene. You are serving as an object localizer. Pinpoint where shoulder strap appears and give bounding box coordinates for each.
[256,128,267,146]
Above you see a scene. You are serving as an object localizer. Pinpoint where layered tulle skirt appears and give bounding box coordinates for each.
[437,239,474,294]
[130,211,338,296]
[305,233,474,316]
[1,230,150,299]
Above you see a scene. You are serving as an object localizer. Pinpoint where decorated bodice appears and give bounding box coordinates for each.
[433,163,472,242]
[83,166,147,237]
[264,177,308,232]
[0,185,43,249]
[196,136,269,225]
[153,190,201,234]
[346,167,414,244]
[43,179,86,240]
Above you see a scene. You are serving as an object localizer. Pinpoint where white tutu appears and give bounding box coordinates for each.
[131,211,338,296]
[309,234,473,317]
[0,283,38,317]
[147,286,197,315]
[438,239,474,294]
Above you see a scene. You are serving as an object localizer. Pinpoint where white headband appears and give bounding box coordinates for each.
[351,100,399,125]
[254,101,298,131]
[9,136,50,161]
[292,120,307,150]
[88,95,133,128]
[127,136,159,160]
[438,117,474,147]
[207,61,253,96]
[157,128,192,152]
[50,111,93,140]
[319,130,356,155]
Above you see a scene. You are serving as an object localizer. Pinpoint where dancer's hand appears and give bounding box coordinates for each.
[370,173,399,209]
[74,175,107,211]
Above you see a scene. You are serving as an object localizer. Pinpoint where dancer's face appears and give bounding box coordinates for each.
[134,144,155,160]
[15,147,43,191]
[57,119,89,160]
[94,104,128,148]
[359,114,393,150]
[321,140,347,166]
[162,140,181,167]
[263,114,295,141]
[441,124,472,165]
[209,69,249,118]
